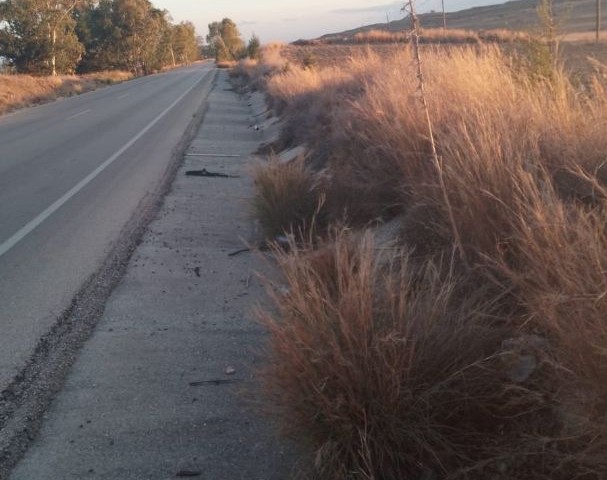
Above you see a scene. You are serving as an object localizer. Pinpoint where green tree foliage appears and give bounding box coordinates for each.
[247,34,260,60]
[206,18,244,62]
[171,21,199,65]
[0,0,199,75]
[77,0,169,74]
[0,0,85,74]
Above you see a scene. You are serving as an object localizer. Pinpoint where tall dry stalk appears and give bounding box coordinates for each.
[406,0,468,267]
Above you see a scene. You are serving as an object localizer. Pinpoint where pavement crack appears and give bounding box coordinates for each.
[188,379,243,387]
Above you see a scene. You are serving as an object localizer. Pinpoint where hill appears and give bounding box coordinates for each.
[320,0,601,40]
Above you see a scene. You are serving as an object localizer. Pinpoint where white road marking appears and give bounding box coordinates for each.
[118,93,130,99]
[65,109,91,120]
[0,73,206,259]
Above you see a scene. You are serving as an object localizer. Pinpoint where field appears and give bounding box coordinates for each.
[235,37,607,479]
[281,41,607,79]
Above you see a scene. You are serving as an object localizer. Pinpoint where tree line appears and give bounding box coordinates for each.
[0,0,200,76]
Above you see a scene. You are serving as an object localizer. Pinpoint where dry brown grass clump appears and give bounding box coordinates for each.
[0,71,133,115]
[230,43,291,91]
[252,156,326,239]
[250,42,607,478]
[261,232,607,479]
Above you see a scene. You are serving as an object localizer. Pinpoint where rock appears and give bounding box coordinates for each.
[500,334,547,383]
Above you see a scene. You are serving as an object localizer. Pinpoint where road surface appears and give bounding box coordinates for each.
[0,63,215,392]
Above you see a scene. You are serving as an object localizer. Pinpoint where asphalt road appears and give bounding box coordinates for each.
[0,63,215,392]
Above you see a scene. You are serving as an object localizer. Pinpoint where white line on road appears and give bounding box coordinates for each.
[118,93,130,99]
[0,73,207,259]
[65,109,91,120]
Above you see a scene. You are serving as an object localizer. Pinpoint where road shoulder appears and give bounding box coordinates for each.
[9,70,296,480]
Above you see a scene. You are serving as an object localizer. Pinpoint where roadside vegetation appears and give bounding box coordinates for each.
[0,70,132,115]
[0,0,200,76]
[236,26,607,480]
[0,0,201,114]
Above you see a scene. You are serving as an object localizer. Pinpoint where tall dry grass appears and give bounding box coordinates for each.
[247,42,607,478]
[262,231,607,479]
[0,70,132,115]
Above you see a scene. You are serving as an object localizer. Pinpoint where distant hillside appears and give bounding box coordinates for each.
[320,0,600,40]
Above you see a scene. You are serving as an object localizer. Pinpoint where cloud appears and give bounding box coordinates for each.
[282,18,297,22]
[239,20,257,26]
[330,2,401,14]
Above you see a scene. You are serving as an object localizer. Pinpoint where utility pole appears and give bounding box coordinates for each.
[405,0,468,268]
[597,0,602,43]
[442,0,447,30]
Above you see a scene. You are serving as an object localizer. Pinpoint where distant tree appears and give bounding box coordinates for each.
[75,0,120,72]
[247,34,261,60]
[77,0,172,74]
[112,0,167,74]
[172,21,199,64]
[46,0,87,75]
[1,0,199,75]
[0,0,85,75]
[206,18,245,61]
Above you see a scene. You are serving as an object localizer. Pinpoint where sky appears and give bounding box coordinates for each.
[153,0,510,43]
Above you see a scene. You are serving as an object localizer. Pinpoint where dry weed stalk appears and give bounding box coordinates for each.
[406,0,468,267]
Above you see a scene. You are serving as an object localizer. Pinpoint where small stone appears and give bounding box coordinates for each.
[225,366,236,375]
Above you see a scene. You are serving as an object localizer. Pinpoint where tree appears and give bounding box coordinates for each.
[247,34,260,60]
[75,0,120,72]
[1,0,199,75]
[46,0,87,75]
[171,21,198,65]
[206,18,244,62]
[76,0,172,74]
[0,0,84,74]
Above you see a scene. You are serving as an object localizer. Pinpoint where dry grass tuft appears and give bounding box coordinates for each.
[260,231,607,479]
[252,156,326,239]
